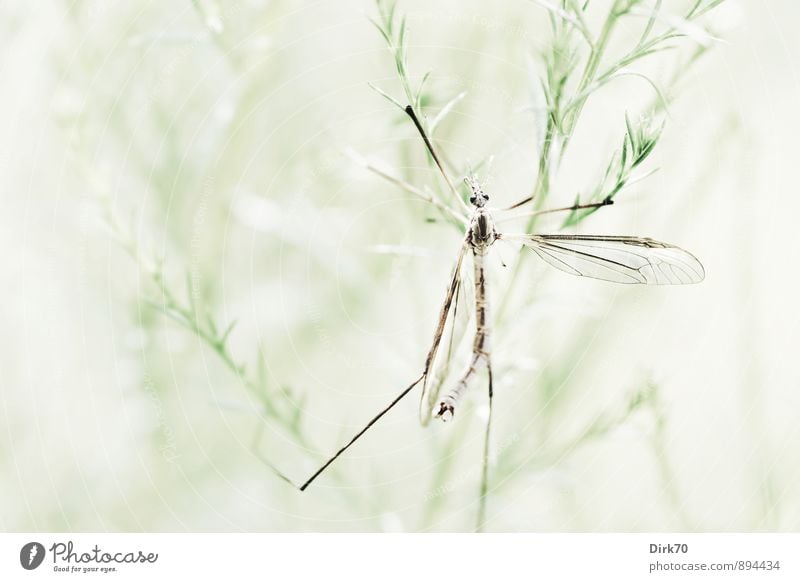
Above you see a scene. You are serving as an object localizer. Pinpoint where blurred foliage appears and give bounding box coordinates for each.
[3,0,799,533]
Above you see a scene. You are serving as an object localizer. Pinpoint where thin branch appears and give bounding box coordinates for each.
[345,148,468,225]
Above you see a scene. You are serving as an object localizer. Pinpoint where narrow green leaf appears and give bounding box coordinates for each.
[430,91,466,133]
[367,81,406,111]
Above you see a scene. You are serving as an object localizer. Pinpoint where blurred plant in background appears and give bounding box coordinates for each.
[3,0,799,533]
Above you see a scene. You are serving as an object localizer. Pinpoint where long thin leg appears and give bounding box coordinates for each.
[445,278,462,362]
[300,241,469,490]
[476,362,493,532]
[494,196,613,224]
[404,106,470,213]
[299,374,424,491]
[423,277,462,418]
[502,194,535,211]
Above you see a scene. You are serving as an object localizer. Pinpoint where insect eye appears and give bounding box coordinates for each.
[484,195,489,201]
[469,195,477,204]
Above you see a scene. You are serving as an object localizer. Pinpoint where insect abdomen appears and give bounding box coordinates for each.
[436,252,490,421]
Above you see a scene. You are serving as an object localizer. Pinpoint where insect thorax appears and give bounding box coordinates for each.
[469,209,497,253]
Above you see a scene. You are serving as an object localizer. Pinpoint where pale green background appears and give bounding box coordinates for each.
[2,0,798,531]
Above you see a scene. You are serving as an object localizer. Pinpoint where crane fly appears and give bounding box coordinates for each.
[298,106,705,530]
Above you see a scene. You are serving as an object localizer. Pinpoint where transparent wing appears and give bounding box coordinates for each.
[421,256,473,423]
[507,234,705,285]
[418,242,469,425]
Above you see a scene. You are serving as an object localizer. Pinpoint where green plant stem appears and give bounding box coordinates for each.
[561,0,622,158]
[498,2,625,323]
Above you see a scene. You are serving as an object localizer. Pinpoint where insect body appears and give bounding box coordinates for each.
[299,106,704,532]
[436,178,496,422]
